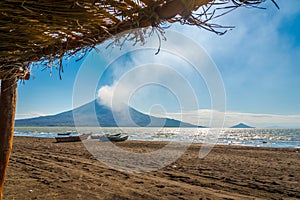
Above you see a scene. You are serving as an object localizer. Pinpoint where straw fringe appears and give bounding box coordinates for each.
[0,0,277,79]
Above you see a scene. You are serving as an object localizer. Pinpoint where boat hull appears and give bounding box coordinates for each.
[99,134,128,142]
[55,136,81,143]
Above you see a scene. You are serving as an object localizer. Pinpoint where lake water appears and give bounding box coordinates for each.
[14,127,300,148]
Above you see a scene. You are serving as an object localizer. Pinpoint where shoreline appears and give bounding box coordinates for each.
[4,137,300,199]
[14,127,300,149]
[13,135,300,149]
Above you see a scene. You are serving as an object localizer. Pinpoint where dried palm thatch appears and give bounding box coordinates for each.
[0,0,277,80]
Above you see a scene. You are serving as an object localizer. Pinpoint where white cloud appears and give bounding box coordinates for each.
[96,29,227,115]
[97,81,133,112]
[179,1,300,73]
[157,109,300,128]
[97,63,201,112]
[16,112,47,119]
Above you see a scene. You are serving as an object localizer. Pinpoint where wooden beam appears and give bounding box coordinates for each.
[0,77,18,200]
[156,0,211,19]
[0,69,30,80]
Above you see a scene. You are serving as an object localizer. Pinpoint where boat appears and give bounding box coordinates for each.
[55,136,81,143]
[99,133,128,142]
[57,131,74,136]
[55,133,91,143]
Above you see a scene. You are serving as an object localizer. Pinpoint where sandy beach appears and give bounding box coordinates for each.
[3,137,300,199]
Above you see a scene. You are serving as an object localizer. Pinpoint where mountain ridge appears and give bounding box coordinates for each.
[230,123,254,128]
[16,100,200,127]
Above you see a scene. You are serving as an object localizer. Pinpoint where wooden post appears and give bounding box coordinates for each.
[0,77,18,199]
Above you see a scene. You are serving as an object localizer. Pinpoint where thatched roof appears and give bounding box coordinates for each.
[0,0,276,80]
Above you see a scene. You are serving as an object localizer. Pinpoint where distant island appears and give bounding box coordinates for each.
[15,100,203,128]
[230,123,254,128]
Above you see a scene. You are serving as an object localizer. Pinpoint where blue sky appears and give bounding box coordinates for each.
[16,0,300,127]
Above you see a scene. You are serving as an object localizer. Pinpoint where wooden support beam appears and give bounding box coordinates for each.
[0,69,30,81]
[0,77,18,200]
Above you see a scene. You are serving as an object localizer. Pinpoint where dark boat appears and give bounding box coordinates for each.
[55,136,81,142]
[99,133,128,142]
[57,131,74,136]
[55,133,91,143]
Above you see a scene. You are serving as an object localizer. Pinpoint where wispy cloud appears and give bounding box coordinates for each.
[173,1,300,115]
[154,109,300,128]
[96,33,221,113]
[16,112,47,119]
[97,62,201,112]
